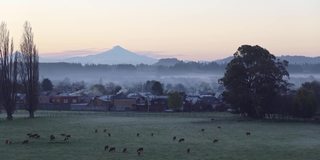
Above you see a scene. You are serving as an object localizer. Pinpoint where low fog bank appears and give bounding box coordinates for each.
[40,67,320,92]
[39,62,320,90]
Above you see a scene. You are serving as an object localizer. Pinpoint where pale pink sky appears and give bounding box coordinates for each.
[1,0,319,60]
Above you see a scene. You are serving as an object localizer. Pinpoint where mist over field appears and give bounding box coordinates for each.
[39,64,320,90]
[38,46,320,89]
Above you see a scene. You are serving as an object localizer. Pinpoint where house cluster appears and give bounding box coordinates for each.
[17,90,223,112]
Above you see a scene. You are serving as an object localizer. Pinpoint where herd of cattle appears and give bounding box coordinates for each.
[4,118,252,157]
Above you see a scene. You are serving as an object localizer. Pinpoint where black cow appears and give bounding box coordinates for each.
[109,147,116,152]
[137,147,143,156]
[64,137,69,142]
[50,135,55,141]
[5,140,12,144]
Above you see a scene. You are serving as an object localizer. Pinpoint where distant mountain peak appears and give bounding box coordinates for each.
[111,45,126,51]
[97,45,133,56]
[63,46,157,65]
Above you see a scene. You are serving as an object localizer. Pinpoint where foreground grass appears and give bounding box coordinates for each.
[0,111,320,160]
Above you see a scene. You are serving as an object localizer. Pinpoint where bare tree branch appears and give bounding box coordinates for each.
[19,21,39,118]
[0,22,18,120]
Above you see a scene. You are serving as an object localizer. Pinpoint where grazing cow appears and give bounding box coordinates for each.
[213,139,219,143]
[201,129,205,132]
[64,137,69,142]
[108,133,111,137]
[178,138,185,143]
[29,134,38,138]
[217,126,221,129]
[137,147,143,156]
[103,129,107,133]
[104,145,109,151]
[109,147,116,152]
[137,133,140,137]
[22,140,29,144]
[187,148,190,153]
[211,118,215,121]
[50,135,55,141]
[122,148,127,153]
[5,140,11,144]
[31,134,40,139]
[95,129,98,133]
[173,136,176,141]
[151,133,154,136]
[246,132,251,136]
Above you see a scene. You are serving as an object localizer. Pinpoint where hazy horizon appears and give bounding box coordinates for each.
[1,0,319,60]
[39,45,320,64]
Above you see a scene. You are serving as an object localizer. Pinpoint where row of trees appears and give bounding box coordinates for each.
[220,45,320,119]
[292,81,320,118]
[40,59,320,74]
[0,22,39,120]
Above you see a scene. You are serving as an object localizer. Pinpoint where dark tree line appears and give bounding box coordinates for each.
[220,45,320,119]
[293,81,320,118]
[39,60,320,76]
[0,21,39,120]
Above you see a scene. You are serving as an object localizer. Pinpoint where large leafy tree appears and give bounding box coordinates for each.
[41,78,53,92]
[151,81,163,95]
[168,92,184,110]
[301,81,320,109]
[220,45,290,118]
[144,80,164,95]
[293,88,317,118]
[292,81,320,118]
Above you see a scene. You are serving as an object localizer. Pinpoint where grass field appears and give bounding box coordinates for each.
[1,111,320,160]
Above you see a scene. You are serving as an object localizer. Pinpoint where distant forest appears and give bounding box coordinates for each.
[40,61,320,74]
